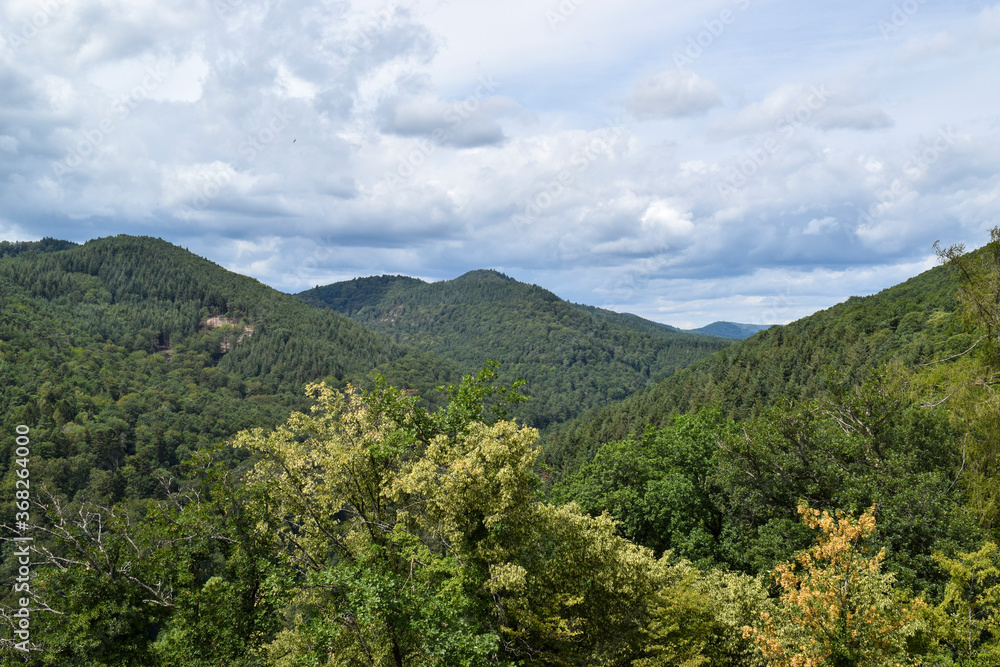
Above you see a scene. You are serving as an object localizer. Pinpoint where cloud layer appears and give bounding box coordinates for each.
[1,0,999,327]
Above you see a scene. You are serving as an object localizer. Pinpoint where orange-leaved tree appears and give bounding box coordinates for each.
[745,504,925,667]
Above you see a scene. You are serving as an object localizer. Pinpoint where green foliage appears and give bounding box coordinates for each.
[545,258,964,476]
[697,569,774,667]
[634,560,716,667]
[297,270,731,430]
[932,542,1000,665]
[0,237,461,565]
[930,229,1000,536]
[935,227,1000,359]
[9,233,1000,664]
[557,363,979,598]
[231,369,671,665]
[635,564,778,667]
[0,446,282,665]
[0,238,79,260]
[0,236,460,506]
[554,409,732,564]
[484,503,665,666]
[712,364,981,592]
[232,369,521,664]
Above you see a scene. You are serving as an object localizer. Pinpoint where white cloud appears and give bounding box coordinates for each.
[710,83,806,136]
[153,54,211,103]
[0,219,35,241]
[896,32,959,64]
[376,87,517,147]
[273,61,319,101]
[803,216,836,235]
[596,256,941,328]
[85,52,208,105]
[711,81,891,138]
[625,70,721,119]
[641,201,695,237]
[815,106,892,131]
[979,4,1000,45]
[2,0,999,326]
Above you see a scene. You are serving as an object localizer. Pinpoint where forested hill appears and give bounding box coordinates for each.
[3,236,463,388]
[0,235,459,503]
[544,258,966,474]
[296,269,733,429]
[0,237,79,258]
[688,321,774,339]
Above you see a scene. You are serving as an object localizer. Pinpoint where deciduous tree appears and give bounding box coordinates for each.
[746,504,924,667]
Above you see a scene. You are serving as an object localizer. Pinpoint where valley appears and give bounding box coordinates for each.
[2,232,999,665]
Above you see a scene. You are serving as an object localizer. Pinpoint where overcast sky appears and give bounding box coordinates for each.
[1,0,998,328]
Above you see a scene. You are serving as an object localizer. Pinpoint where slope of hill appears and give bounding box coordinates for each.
[0,236,460,504]
[688,321,773,339]
[569,303,682,336]
[544,259,965,474]
[296,270,733,428]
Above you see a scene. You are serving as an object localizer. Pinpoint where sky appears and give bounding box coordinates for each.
[1,0,998,328]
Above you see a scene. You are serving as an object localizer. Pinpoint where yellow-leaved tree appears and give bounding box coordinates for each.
[746,504,925,667]
[232,364,684,666]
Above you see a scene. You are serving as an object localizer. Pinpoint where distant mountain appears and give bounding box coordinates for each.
[687,321,774,340]
[544,259,965,475]
[298,273,425,316]
[0,237,79,259]
[0,235,460,503]
[297,270,732,429]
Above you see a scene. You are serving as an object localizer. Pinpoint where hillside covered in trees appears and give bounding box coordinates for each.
[297,271,732,429]
[2,231,1000,665]
[0,235,463,507]
[543,255,967,475]
[687,321,774,340]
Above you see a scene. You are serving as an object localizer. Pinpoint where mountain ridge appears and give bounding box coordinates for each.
[542,257,964,475]
[686,321,775,340]
[296,271,733,428]
[0,235,464,503]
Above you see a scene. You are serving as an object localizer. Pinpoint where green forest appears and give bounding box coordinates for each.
[2,232,1000,665]
[296,271,732,430]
